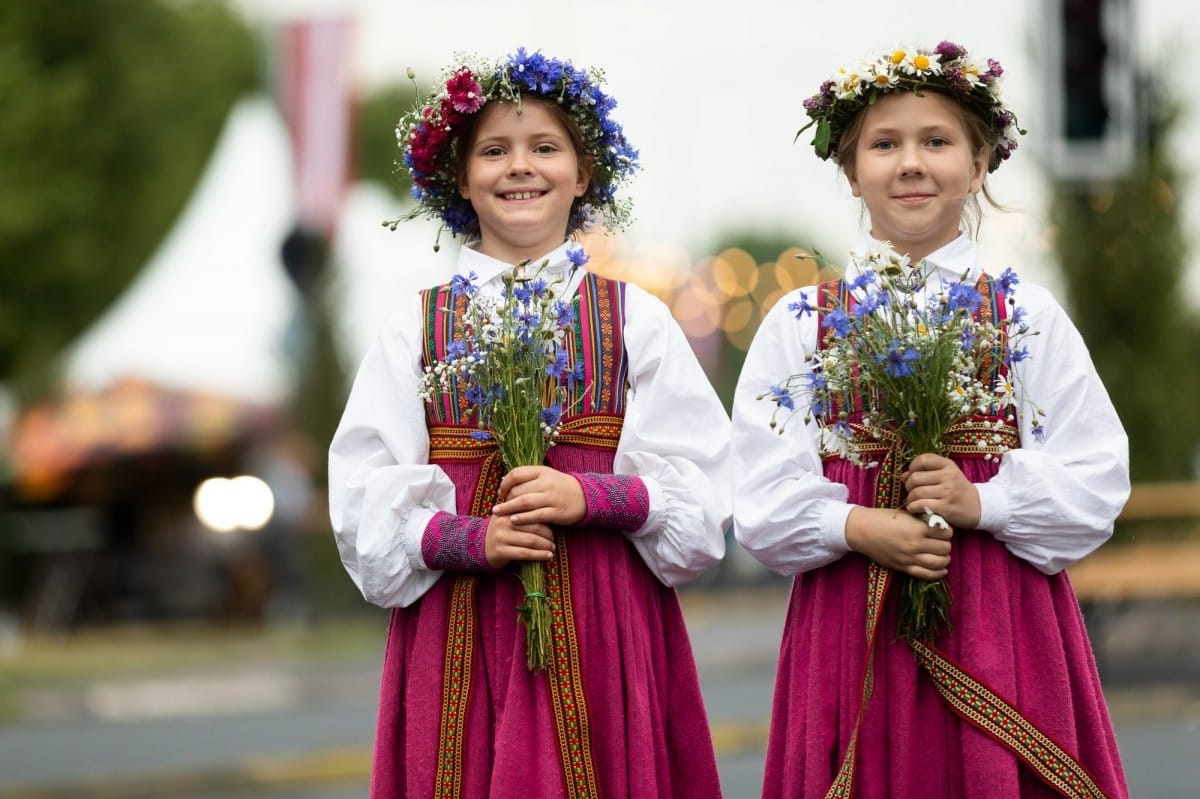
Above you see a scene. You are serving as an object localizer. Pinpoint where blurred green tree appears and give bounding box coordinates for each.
[1049,81,1200,483]
[0,0,257,398]
[355,84,417,198]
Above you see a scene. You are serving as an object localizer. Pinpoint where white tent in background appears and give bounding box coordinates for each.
[329,181,457,368]
[65,95,300,405]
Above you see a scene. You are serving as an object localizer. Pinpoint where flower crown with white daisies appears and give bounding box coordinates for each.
[392,47,639,245]
[798,41,1024,173]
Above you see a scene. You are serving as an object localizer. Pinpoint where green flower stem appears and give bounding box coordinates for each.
[516,560,553,671]
[898,570,952,643]
[895,452,952,643]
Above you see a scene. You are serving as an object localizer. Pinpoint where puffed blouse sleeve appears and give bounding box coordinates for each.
[327,294,456,608]
[973,283,1130,573]
[731,286,857,576]
[616,284,730,585]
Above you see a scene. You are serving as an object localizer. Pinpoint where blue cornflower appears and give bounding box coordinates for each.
[1031,422,1046,443]
[540,405,563,428]
[553,300,576,328]
[446,340,468,358]
[997,267,1020,295]
[768,385,795,411]
[442,202,477,235]
[451,272,479,298]
[546,348,571,380]
[528,278,550,298]
[465,385,488,407]
[854,291,888,318]
[517,309,540,334]
[566,244,590,267]
[1011,305,1029,333]
[822,308,851,338]
[1009,345,1031,363]
[788,292,815,319]
[877,339,920,377]
[848,271,877,291]
[566,361,585,392]
[470,430,493,441]
[947,282,983,314]
[959,325,977,352]
[594,89,617,114]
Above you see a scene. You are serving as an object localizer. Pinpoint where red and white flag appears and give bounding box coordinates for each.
[276,17,353,237]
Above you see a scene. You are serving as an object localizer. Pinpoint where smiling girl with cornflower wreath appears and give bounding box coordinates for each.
[732,41,1130,798]
[329,48,729,798]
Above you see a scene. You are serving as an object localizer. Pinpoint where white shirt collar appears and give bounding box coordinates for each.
[456,240,578,283]
[853,233,982,284]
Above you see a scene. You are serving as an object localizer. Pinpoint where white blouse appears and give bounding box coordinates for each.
[329,241,731,608]
[731,234,1130,577]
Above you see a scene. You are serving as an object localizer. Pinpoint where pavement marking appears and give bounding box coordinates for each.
[85,671,301,722]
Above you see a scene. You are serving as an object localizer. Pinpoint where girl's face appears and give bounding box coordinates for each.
[845,91,988,262]
[458,100,591,264]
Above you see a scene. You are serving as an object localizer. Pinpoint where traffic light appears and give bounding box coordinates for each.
[1061,0,1110,142]
[1044,0,1136,180]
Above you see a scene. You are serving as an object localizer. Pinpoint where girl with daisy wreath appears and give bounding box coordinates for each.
[329,48,729,798]
[731,41,1130,798]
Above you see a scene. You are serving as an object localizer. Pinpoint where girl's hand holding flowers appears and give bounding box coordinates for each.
[494,466,587,527]
[484,512,555,570]
[846,506,953,582]
[902,454,982,531]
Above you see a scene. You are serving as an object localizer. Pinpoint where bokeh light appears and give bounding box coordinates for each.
[193,475,275,533]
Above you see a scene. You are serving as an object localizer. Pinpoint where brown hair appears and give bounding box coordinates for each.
[835,91,1003,238]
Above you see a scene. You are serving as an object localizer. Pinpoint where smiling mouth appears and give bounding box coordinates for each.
[502,190,544,200]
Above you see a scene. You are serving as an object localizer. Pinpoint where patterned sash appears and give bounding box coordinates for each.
[420,271,628,799]
[815,276,1110,799]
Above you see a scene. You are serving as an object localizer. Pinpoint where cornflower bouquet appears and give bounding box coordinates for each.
[418,246,589,670]
[763,243,1044,642]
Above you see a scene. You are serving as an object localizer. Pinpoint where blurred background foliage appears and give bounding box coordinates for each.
[355,84,417,201]
[1049,80,1200,485]
[0,0,258,400]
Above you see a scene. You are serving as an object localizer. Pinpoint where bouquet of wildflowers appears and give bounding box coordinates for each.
[418,246,588,670]
[763,243,1043,642]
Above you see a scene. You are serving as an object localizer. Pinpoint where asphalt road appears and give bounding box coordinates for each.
[0,581,1197,799]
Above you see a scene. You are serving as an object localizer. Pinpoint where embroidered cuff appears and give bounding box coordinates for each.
[572,473,650,530]
[421,511,494,573]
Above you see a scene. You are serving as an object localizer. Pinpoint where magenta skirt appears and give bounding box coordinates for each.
[762,458,1129,799]
[368,445,722,799]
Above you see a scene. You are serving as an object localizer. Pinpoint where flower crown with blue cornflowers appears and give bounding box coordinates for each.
[392,48,639,246]
[798,41,1024,173]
